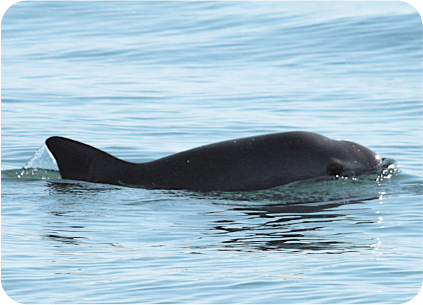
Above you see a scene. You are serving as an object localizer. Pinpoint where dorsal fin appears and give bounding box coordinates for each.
[45,137,132,185]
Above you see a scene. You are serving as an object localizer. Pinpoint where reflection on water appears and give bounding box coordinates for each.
[43,234,87,245]
[38,174,402,255]
[205,198,376,253]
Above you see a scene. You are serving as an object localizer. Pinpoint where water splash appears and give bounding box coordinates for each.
[2,168,62,180]
[23,143,59,171]
[2,144,62,180]
[376,158,398,183]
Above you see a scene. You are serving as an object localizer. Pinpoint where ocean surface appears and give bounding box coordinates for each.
[1,1,422,304]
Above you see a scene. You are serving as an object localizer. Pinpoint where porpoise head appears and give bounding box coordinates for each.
[325,140,386,177]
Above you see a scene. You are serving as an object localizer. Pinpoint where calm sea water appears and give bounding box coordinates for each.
[1,1,422,304]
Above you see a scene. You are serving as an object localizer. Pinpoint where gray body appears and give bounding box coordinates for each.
[46,131,385,191]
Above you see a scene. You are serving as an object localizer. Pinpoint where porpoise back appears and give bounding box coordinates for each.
[46,132,384,191]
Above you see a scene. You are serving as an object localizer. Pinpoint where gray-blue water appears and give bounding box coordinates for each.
[1,1,422,303]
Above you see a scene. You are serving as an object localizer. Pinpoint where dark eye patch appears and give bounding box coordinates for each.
[326,162,344,176]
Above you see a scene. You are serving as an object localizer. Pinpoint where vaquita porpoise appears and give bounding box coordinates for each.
[45,131,390,191]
